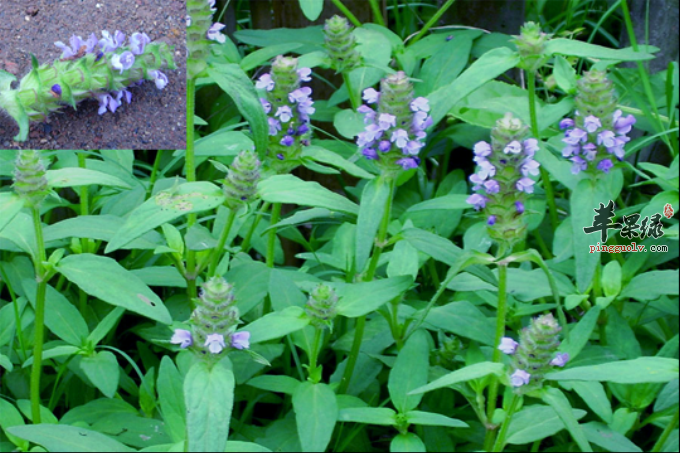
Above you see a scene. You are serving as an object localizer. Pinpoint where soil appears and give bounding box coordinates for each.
[0,0,186,150]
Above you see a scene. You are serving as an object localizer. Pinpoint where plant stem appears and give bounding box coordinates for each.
[343,72,360,110]
[492,393,521,452]
[147,151,163,199]
[330,0,362,27]
[651,409,679,452]
[339,177,395,394]
[409,0,457,45]
[241,201,270,252]
[208,208,237,277]
[527,71,559,231]
[484,263,509,451]
[185,78,198,301]
[367,0,385,26]
[308,328,323,383]
[266,203,282,268]
[77,153,90,316]
[29,206,48,424]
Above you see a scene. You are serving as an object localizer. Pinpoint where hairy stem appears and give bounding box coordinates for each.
[185,77,198,301]
[208,208,237,277]
[492,393,521,452]
[29,207,48,424]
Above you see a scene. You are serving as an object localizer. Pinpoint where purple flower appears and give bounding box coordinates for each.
[404,140,424,156]
[570,156,587,174]
[523,138,539,157]
[297,67,312,82]
[96,93,121,115]
[288,87,312,103]
[231,331,251,350]
[357,105,375,124]
[275,106,293,123]
[516,177,535,194]
[583,115,602,133]
[129,32,151,55]
[613,110,636,134]
[260,97,272,114]
[268,117,282,136]
[296,124,309,135]
[563,128,587,145]
[498,337,519,354]
[362,147,379,160]
[473,141,492,159]
[412,111,432,131]
[487,215,497,226]
[582,143,597,161]
[256,73,275,91]
[99,30,125,52]
[483,179,500,194]
[477,160,496,179]
[362,88,380,104]
[54,34,84,59]
[297,99,315,117]
[170,329,193,348]
[280,135,294,147]
[148,70,168,90]
[550,352,570,367]
[51,84,62,96]
[510,369,531,387]
[562,144,580,158]
[559,118,575,130]
[597,130,616,148]
[378,113,396,131]
[466,193,487,210]
[84,33,99,53]
[597,159,614,173]
[396,157,419,170]
[111,51,135,74]
[204,333,226,354]
[503,141,522,155]
[515,201,525,214]
[410,96,430,112]
[207,23,227,43]
[521,159,540,177]
[277,153,285,160]
[115,89,132,104]
[378,140,391,152]
[391,129,409,149]
[469,173,485,191]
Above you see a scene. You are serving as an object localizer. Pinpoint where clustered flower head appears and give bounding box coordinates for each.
[323,15,361,73]
[0,29,175,141]
[355,71,431,175]
[256,55,314,173]
[498,313,569,393]
[222,150,262,210]
[13,150,50,208]
[305,284,338,330]
[561,70,636,176]
[186,0,225,79]
[466,113,540,249]
[512,21,552,72]
[170,277,250,359]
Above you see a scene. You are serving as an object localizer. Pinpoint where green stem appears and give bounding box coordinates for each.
[266,203,282,268]
[147,151,163,199]
[185,78,198,301]
[339,177,395,394]
[527,71,559,231]
[208,208,237,277]
[343,72,360,110]
[651,409,679,452]
[492,393,521,452]
[330,0,362,27]
[367,0,385,26]
[77,153,90,316]
[409,0,457,45]
[308,328,323,383]
[29,206,48,424]
[241,201,270,253]
[484,263,509,451]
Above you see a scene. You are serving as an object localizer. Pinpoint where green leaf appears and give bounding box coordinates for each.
[563,381,613,423]
[105,181,224,253]
[405,411,468,428]
[247,375,302,395]
[228,259,271,315]
[207,64,269,157]
[571,179,600,293]
[424,301,496,345]
[545,39,656,61]
[338,407,396,426]
[582,422,642,452]
[298,0,323,21]
[87,307,126,346]
[386,240,420,280]
[0,398,29,450]
[258,175,359,216]
[391,432,426,452]
[245,306,310,344]
[0,353,12,372]
[409,362,504,395]
[333,108,367,139]
[336,276,413,318]
[56,254,172,324]
[559,306,601,360]
[45,168,131,189]
[44,215,162,250]
[0,212,37,259]
[401,227,463,266]
[185,362,235,452]
[302,146,374,180]
[620,270,679,301]
[6,424,134,452]
[80,350,120,398]
[292,382,337,453]
[157,357,186,443]
[654,379,679,412]
[547,357,679,384]
[506,404,587,445]
[0,193,24,234]
[542,387,593,452]
[225,441,273,452]
[22,279,88,346]
[406,194,471,213]
[22,345,81,368]
[356,177,390,273]
[428,47,520,126]
[240,43,303,72]
[553,55,577,93]
[601,260,622,297]
[388,330,429,413]
[417,36,473,96]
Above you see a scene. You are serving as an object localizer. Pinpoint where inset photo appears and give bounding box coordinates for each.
[0,0,186,149]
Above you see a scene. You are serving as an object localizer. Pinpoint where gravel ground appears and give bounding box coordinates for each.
[0,0,186,150]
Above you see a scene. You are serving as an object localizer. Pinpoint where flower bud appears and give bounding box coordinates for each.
[223,150,261,209]
[305,284,338,330]
[13,150,49,208]
[187,0,223,79]
[512,21,551,72]
[324,15,361,73]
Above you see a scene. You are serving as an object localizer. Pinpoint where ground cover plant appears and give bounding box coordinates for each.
[0,0,678,452]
